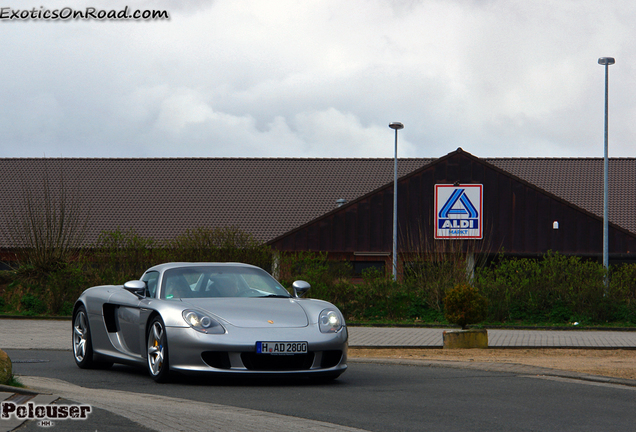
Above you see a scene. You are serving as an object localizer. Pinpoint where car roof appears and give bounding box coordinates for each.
[145,262,261,273]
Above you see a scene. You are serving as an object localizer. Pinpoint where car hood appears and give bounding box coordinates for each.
[180,297,309,328]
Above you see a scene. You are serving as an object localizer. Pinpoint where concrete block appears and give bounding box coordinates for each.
[443,329,488,349]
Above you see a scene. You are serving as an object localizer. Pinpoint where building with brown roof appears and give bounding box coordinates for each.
[270,149,636,276]
[2,149,635,274]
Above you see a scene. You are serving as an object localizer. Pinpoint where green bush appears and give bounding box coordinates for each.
[356,268,407,320]
[278,253,425,322]
[92,227,161,284]
[278,251,353,305]
[473,252,614,324]
[58,301,74,317]
[403,258,471,311]
[443,283,488,329]
[0,226,275,316]
[20,293,47,315]
[5,236,636,326]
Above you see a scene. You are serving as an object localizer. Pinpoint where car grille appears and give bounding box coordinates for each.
[241,352,315,371]
[201,350,343,371]
[201,351,232,369]
[321,350,343,368]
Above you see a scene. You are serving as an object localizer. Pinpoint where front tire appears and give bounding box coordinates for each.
[147,316,170,383]
[72,305,95,369]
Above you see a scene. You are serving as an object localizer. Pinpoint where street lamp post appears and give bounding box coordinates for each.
[598,57,615,271]
[389,122,404,281]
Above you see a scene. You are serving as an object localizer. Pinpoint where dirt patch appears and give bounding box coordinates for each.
[349,348,636,380]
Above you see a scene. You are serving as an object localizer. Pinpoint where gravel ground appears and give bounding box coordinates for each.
[349,348,636,380]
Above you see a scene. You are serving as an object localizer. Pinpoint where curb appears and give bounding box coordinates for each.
[348,345,636,350]
[348,357,636,388]
[0,383,43,395]
[346,322,636,331]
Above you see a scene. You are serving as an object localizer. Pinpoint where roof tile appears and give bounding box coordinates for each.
[1,156,632,247]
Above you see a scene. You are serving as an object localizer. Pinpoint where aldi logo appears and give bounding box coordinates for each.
[435,184,483,239]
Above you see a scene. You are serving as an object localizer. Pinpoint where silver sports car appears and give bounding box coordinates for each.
[72,262,348,382]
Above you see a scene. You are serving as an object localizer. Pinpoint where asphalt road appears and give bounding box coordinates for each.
[6,349,636,432]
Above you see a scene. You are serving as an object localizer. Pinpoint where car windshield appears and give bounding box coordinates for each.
[159,266,292,299]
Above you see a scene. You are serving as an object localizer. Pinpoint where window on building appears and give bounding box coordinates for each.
[352,261,385,276]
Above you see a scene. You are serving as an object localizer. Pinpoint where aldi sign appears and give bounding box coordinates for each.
[435,184,483,239]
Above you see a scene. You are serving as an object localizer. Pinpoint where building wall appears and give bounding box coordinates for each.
[270,150,636,260]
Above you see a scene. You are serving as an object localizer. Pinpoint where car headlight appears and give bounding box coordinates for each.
[182,310,225,334]
[319,309,343,333]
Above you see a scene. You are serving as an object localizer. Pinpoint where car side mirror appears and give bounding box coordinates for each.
[124,280,147,298]
[292,280,311,298]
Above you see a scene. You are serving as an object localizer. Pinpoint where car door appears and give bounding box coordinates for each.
[103,272,159,359]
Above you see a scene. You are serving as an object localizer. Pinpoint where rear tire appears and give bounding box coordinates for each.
[147,316,170,383]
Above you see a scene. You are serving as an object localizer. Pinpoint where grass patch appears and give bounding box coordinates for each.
[4,374,24,388]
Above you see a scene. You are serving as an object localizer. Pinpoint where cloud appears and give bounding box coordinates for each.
[135,90,409,158]
[0,0,634,158]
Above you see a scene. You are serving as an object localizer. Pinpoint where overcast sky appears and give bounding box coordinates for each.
[0,0,633,159]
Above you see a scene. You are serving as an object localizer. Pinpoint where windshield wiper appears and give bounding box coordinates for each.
[262,294,291,298]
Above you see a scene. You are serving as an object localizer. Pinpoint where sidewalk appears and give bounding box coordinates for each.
[1,319,636,350]
[348,327,636,348]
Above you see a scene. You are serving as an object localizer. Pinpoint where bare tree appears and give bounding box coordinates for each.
[4,160,90,272]
[400,217,498,311]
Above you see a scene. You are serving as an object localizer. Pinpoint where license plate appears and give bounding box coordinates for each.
[256,341,308,355]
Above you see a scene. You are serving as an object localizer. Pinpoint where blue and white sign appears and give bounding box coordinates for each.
[435,184,483,239]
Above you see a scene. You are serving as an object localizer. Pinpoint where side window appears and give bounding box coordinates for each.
[141,271,160,298]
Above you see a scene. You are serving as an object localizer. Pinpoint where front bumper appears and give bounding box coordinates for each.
[165,324,348,376]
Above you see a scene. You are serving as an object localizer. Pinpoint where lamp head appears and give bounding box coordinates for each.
[389,122,404,130]
[598,57,615,65]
